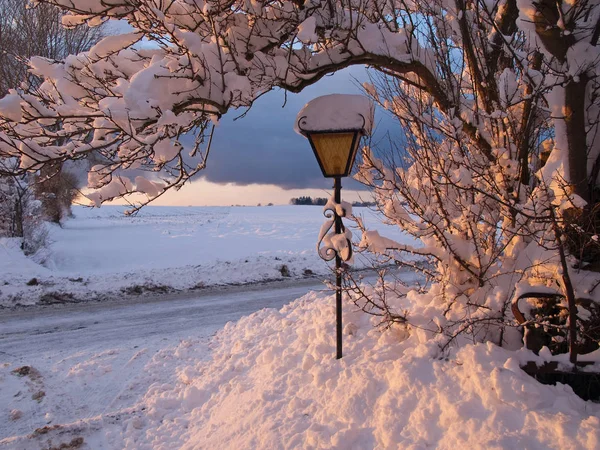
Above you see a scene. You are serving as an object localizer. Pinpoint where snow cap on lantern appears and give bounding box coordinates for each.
[296,94,374,178]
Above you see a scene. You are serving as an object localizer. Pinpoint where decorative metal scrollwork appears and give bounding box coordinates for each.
[297,115,308,133]
[297,114,366,135]
[317,203,353,262]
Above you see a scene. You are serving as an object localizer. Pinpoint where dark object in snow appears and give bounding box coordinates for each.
[512,291,600,356]
[521,361,600,402]
[31,425,85,449]
[12,365,42,380]
[123,285,144,295]
[303,269,314,276]
[31,390,45,402]
[47,437,85,450]
[12,366,31,376]
[279,265,291,277]
[33,425,60,436]
[121,284,170,295]
[26,278,38,286]
[514,291,600,401]
[40,292,78,304]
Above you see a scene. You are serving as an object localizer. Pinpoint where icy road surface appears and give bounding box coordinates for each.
[0,278,336,440]
[0,278,330,358]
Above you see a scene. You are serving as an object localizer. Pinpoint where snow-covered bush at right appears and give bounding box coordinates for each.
[353,0,600,364]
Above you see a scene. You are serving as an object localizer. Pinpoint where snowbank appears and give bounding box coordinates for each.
[0,238,50,277]
[87,291,600,449]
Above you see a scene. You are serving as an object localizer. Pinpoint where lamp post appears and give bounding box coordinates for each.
[296,94,373,359]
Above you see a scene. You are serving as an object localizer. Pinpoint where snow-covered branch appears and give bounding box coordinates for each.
[0,0,449,206]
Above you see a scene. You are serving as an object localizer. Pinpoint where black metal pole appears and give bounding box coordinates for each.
[334,176,343,360]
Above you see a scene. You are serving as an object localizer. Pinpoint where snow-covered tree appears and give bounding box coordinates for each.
[0,158,46,254]
[0,0,598,358]
[0,0,104,97]
[0,0,105,225]
[351,0,600,360]
[32,161,79,223]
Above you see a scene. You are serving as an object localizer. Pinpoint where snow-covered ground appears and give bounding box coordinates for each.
[2,287,599,449]
[0,204,417,447]
[2,205,599,449]
[0,277,358,444]
[0,205,410,308]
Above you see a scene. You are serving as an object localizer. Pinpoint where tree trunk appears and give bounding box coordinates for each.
[564,76,590,203]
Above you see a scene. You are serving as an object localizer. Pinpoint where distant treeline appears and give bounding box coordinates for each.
[290,196,328,205]
[290,196,375,207]
[351,200,377,207]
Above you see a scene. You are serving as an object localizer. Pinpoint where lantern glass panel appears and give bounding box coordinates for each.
[310,132,358,177]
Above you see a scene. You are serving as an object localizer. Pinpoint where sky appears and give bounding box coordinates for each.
[103,21,400,207]
[92,66,391,208]
[151,66,400,206]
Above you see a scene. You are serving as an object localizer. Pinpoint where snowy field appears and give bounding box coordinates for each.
[0,205,410,308]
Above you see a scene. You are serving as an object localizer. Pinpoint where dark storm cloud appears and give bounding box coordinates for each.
[197,66,398,191]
